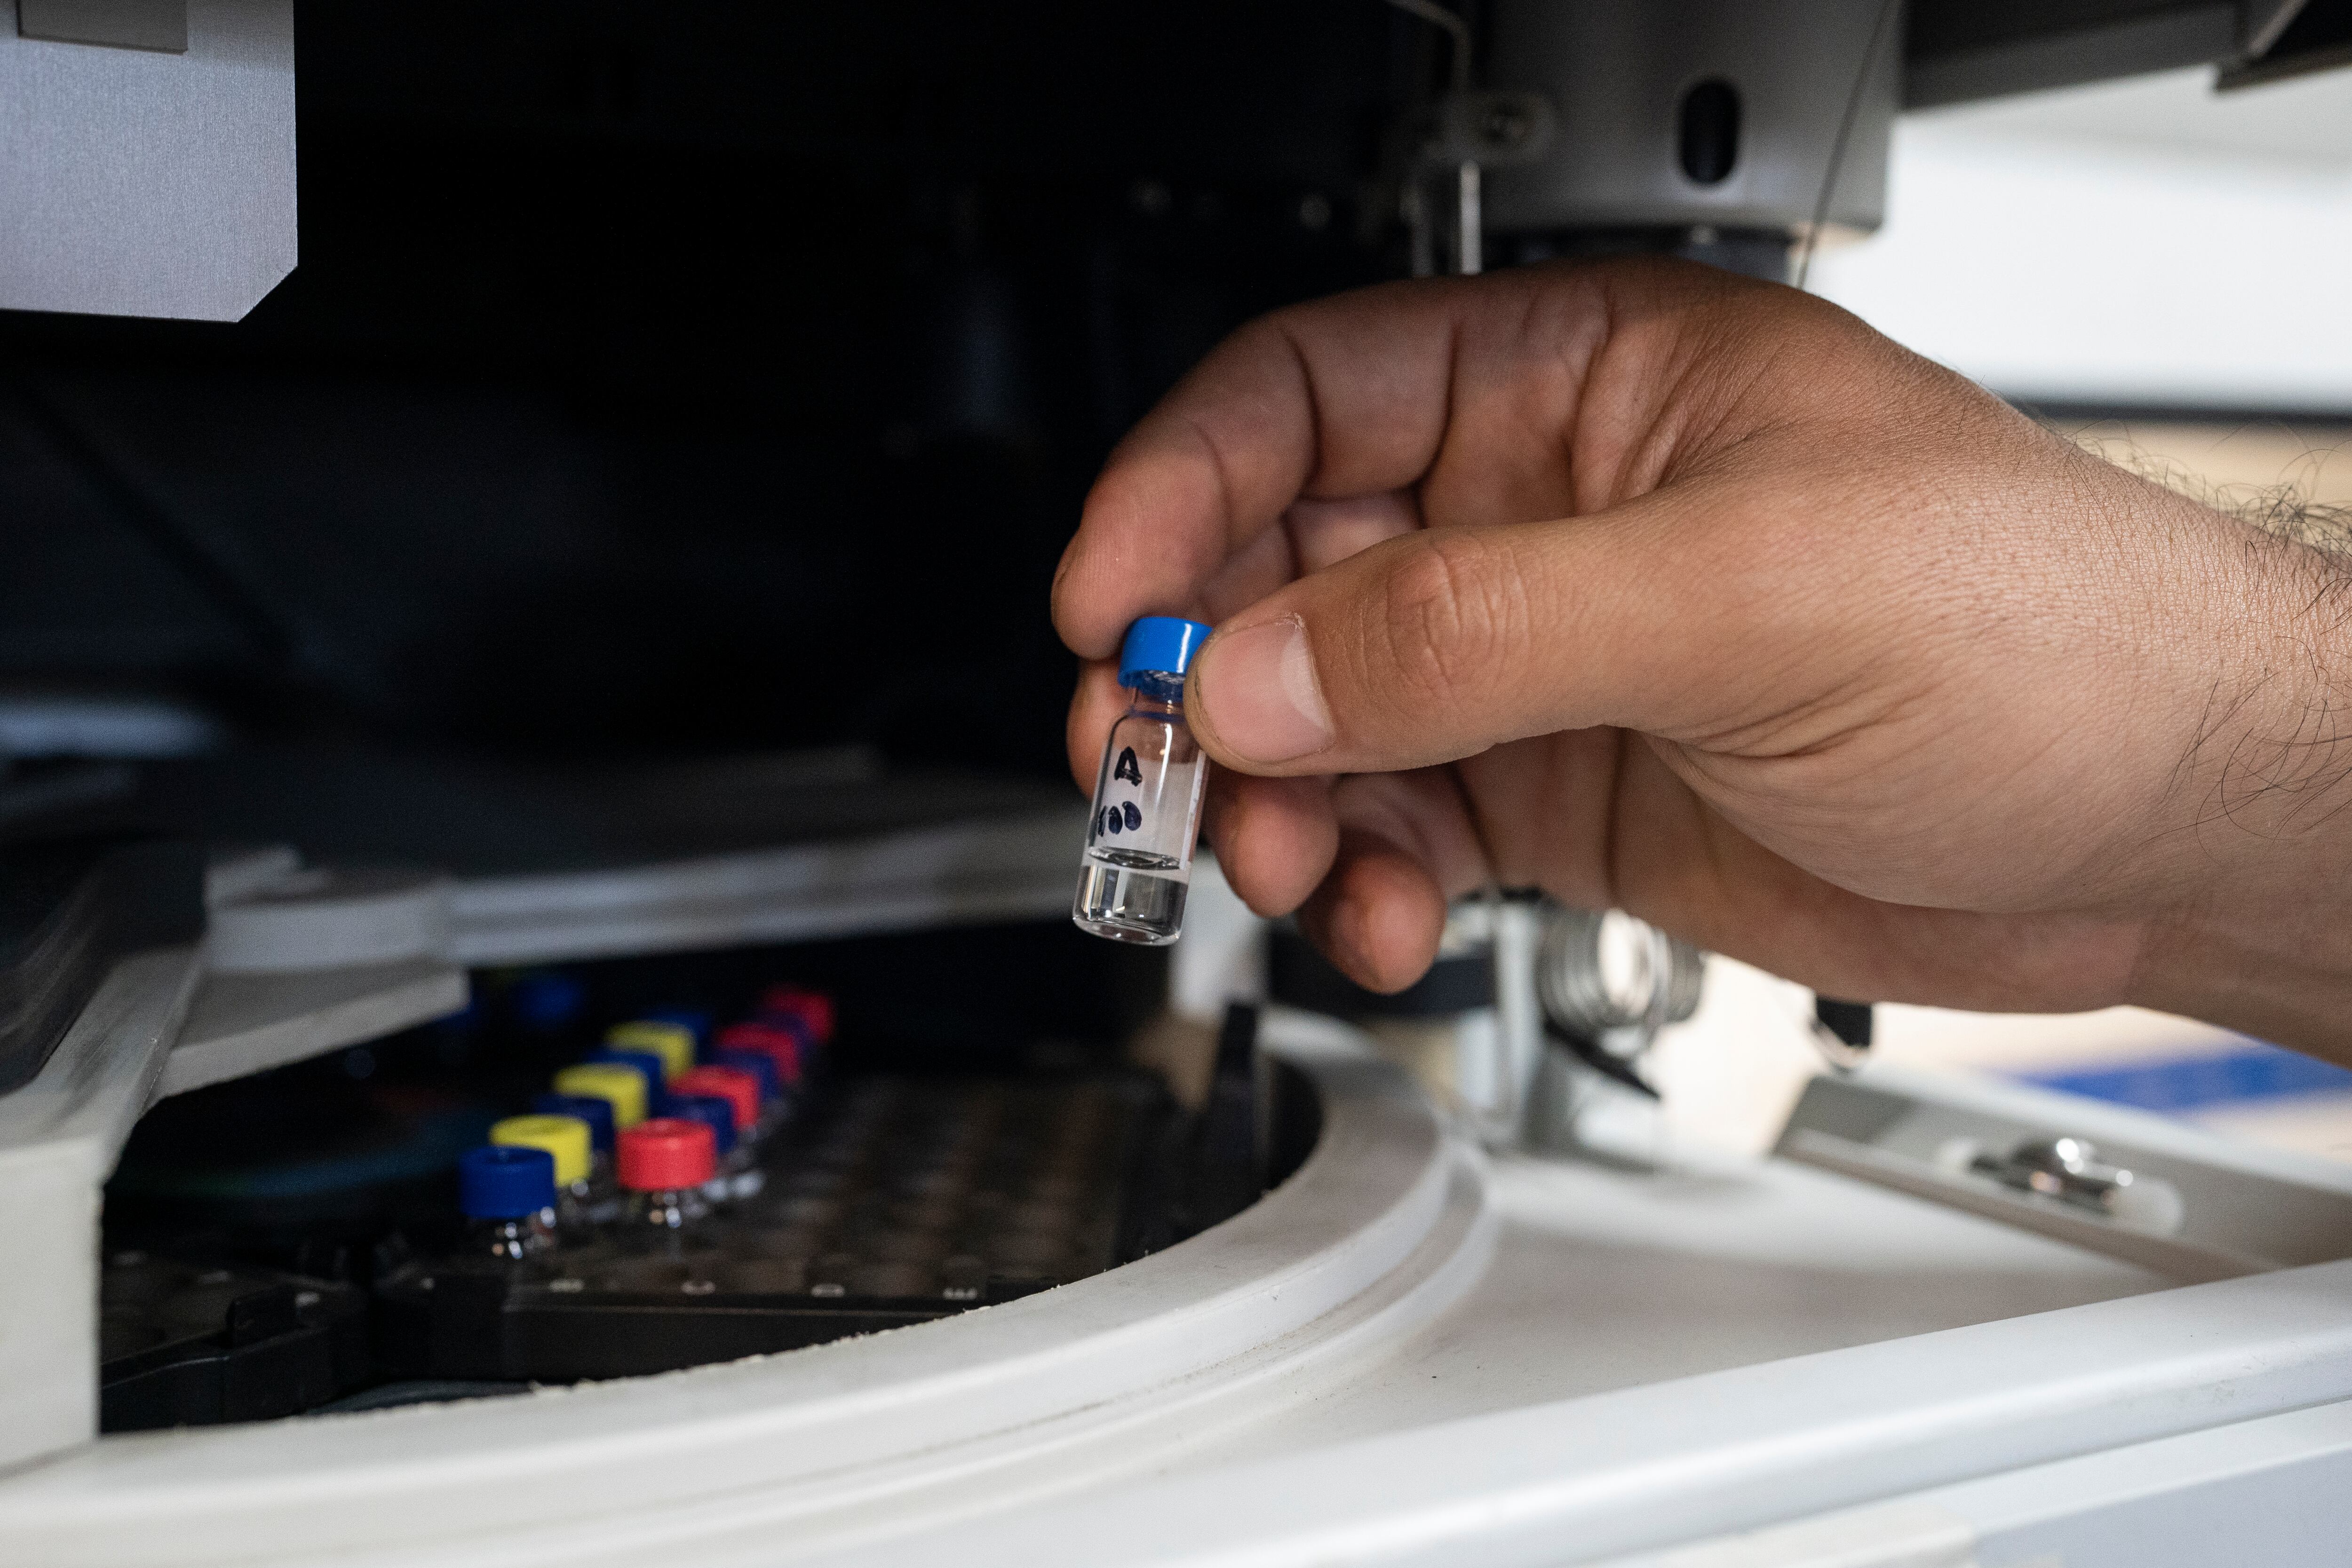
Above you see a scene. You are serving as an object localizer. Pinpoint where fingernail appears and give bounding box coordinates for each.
[1199,617,1334,765]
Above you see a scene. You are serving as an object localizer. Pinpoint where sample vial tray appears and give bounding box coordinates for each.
[100,1256,371,1432]
[378,1073,1173,1384]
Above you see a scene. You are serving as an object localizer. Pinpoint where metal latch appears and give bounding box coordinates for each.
[1775,1069,2352,1283]
[1957,1134,2186,1235]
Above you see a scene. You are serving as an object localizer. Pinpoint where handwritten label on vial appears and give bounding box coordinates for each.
[1113,746,1142,785]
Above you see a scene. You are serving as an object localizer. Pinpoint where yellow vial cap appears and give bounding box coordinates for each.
[607,1020,694,1082]
[553,1062,648,1128]
[491,1114,592,1187]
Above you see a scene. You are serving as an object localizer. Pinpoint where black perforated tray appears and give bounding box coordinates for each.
[375,1073,1177,1382]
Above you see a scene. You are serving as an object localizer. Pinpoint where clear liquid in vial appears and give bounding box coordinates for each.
[1073,653,1205,946]
[1073,846,1189,945]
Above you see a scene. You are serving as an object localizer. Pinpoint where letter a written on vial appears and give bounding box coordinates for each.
[1114,747,1142,786]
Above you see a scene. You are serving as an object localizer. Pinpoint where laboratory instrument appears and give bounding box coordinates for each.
[6,2,2352,1563]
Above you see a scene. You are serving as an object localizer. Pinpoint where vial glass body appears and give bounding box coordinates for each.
[582,1156,623,1225]
[471,1210,556,1264]
[626,1186,713,1259]
[719,1147,765,1202]
[1073,675,1206,945]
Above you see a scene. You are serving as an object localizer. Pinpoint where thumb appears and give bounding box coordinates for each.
[1185,497,1748,776]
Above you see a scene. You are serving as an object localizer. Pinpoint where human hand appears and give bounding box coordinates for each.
[1052,259,2352,1059]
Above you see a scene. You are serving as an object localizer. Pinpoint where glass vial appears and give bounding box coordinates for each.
[458,1145,558,1264]
[1074,616,1214,946]
[616,1117,717,1259]
[492,1112,596,1233]
[532,1091,624,1224]
[671,1064,768,1200]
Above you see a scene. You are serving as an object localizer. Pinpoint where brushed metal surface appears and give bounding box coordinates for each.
[0,0,293,320]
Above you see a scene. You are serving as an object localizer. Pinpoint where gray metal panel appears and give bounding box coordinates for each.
[0,0,294,320]
[1907,4,2241,107]
[17,0,186,53]
[1481,0,1901,234]
[17,0,188,53]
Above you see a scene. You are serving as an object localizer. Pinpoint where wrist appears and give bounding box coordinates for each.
[2120,509,2352,1060]
[2130,903,2352,1063]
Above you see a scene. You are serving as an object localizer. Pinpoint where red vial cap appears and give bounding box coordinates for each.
[672,1065,759,1136]
[616,1117,716,1192]
[716,1020,802,1086]
[758,984,834,1046]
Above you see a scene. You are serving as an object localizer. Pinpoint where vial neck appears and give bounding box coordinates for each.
[473,1214,551,1261]
[635,1187,707,1226]
[1125,673,1184,711]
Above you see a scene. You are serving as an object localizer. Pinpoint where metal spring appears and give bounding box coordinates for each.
[1535,903,1705,1038]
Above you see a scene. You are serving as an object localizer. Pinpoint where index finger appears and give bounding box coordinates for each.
[1050,276,1484,660]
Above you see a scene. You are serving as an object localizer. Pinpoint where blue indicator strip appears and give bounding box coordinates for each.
[2011,1042,2352,1114]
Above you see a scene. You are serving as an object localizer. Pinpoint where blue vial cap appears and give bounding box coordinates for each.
[664,1092,738,1157]
[459,1145,556,1220]
[583,1047,668,1094]
[1118,617,1214,686]
[712,1046,781,1105]
[532,1090,616,1153]
[509,971,586,1033]
[643,1005,714,1054]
